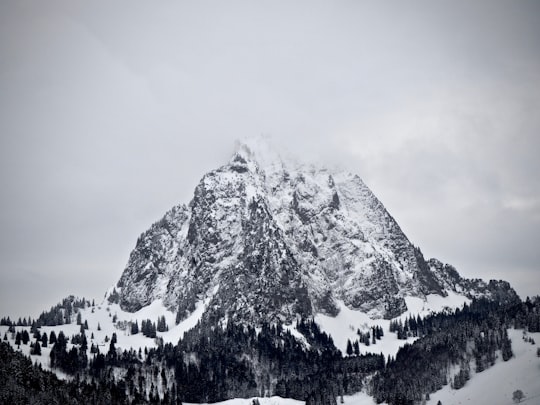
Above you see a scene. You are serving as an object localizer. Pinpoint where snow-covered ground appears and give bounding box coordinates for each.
[184,397,303,405]
[315,292,470,356]
[3,295,537,405]
[183,392,382,405]
[0,295,211,373]
[341,391,382,405]
[1,289,470,372]
[428,329,540,405]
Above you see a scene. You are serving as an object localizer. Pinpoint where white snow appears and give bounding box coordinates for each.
[401,291,471,321]
[0,292,214,372]
[342,391,383,405]
[184,392,383,405]
[428,329,540,405]
[315,293,470,357]
[185,396,303,405]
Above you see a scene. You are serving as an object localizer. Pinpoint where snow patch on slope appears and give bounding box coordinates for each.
[401,291,471,320]
[316,292,470,356]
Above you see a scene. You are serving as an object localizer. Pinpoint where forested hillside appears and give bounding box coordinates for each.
[1,296,539,404]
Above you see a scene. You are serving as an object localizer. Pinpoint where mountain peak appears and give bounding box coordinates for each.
[113,139,518,324]
[233,135,288,171]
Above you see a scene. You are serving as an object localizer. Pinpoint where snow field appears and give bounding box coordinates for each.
[315,292,470,357]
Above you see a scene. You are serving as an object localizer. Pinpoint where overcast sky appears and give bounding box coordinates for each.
[1,1,539,318]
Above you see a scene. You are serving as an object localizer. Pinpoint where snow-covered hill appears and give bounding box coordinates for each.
[4,308,539,405]
[428,329,540,405]
[0,289,473,367]
[111,138,517,327]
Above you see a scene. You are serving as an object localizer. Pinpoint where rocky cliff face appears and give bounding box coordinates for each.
[112,140,518,323]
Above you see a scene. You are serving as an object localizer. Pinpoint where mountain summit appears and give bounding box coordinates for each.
[111,138,516,324]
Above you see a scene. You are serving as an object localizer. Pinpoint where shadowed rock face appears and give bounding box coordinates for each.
[112,140,518,324]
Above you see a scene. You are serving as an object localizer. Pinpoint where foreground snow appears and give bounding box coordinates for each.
[183,392,381,405]
[428,329,540,405]
[341,392,382,405]
[184,397,303,405]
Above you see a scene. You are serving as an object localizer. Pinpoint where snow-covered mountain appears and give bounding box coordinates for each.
[1,138,534,405]
[111,139,517,326]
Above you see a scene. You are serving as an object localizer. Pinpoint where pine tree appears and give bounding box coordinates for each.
[346,339,353,356]
[502,330,513,361]
[157,315,168,332]
[353,340,360,356]
[81,333,88,352]
[131,320,139,335]
[32,340,41,355]
[22,330,30,345]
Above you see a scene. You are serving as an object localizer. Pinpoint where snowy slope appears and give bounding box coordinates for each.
[3,305,538,405]
[0,295,209,377]
[315,292,471,356]
[0,289,473,384]
[428,329,540,405]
